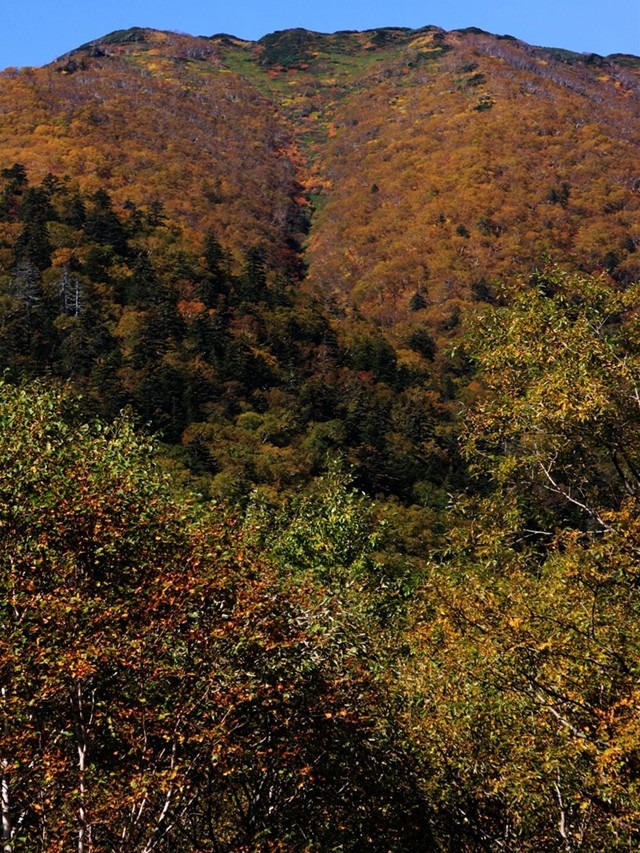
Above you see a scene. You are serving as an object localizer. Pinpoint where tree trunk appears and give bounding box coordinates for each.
[1,687,11,853]
[74,680,92,853]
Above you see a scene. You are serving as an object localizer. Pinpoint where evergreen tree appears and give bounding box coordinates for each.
[14,187,54,270]
[83,188,128,256]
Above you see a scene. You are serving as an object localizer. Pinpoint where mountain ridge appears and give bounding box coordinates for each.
[57,24,640,66]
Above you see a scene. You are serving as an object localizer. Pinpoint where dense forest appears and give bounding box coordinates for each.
[1,23,640,851]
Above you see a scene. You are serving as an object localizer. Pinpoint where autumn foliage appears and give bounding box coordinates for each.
[0,22,640,851]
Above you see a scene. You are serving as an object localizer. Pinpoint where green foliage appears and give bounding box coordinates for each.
[406,326,436,360]
[0,162,28,220]
[245,464,383,587]
[83,188,129,256]
[243,462,430,629]
[463,266,640,527]
[258,28,317,68]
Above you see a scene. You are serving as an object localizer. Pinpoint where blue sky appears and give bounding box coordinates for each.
[2,0,639,70]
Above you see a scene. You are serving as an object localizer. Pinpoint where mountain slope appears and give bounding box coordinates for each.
[0,28,304,274]
[0,24,638,311]
[222,26,639,322]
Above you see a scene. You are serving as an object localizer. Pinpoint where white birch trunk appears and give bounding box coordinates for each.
[74,680,92,853]
[1,687,11,853]
[1,758,10,853]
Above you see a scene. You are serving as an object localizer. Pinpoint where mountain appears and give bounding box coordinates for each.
[0,24,638,498]
[3,26,640,851]
[1,24,638,322]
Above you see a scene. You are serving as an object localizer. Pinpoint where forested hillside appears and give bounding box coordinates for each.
[1,24,640,851]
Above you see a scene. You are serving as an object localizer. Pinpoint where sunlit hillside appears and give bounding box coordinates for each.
[1,24,638,311]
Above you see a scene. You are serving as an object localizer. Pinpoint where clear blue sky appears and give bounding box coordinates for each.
[2,0,639,70]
